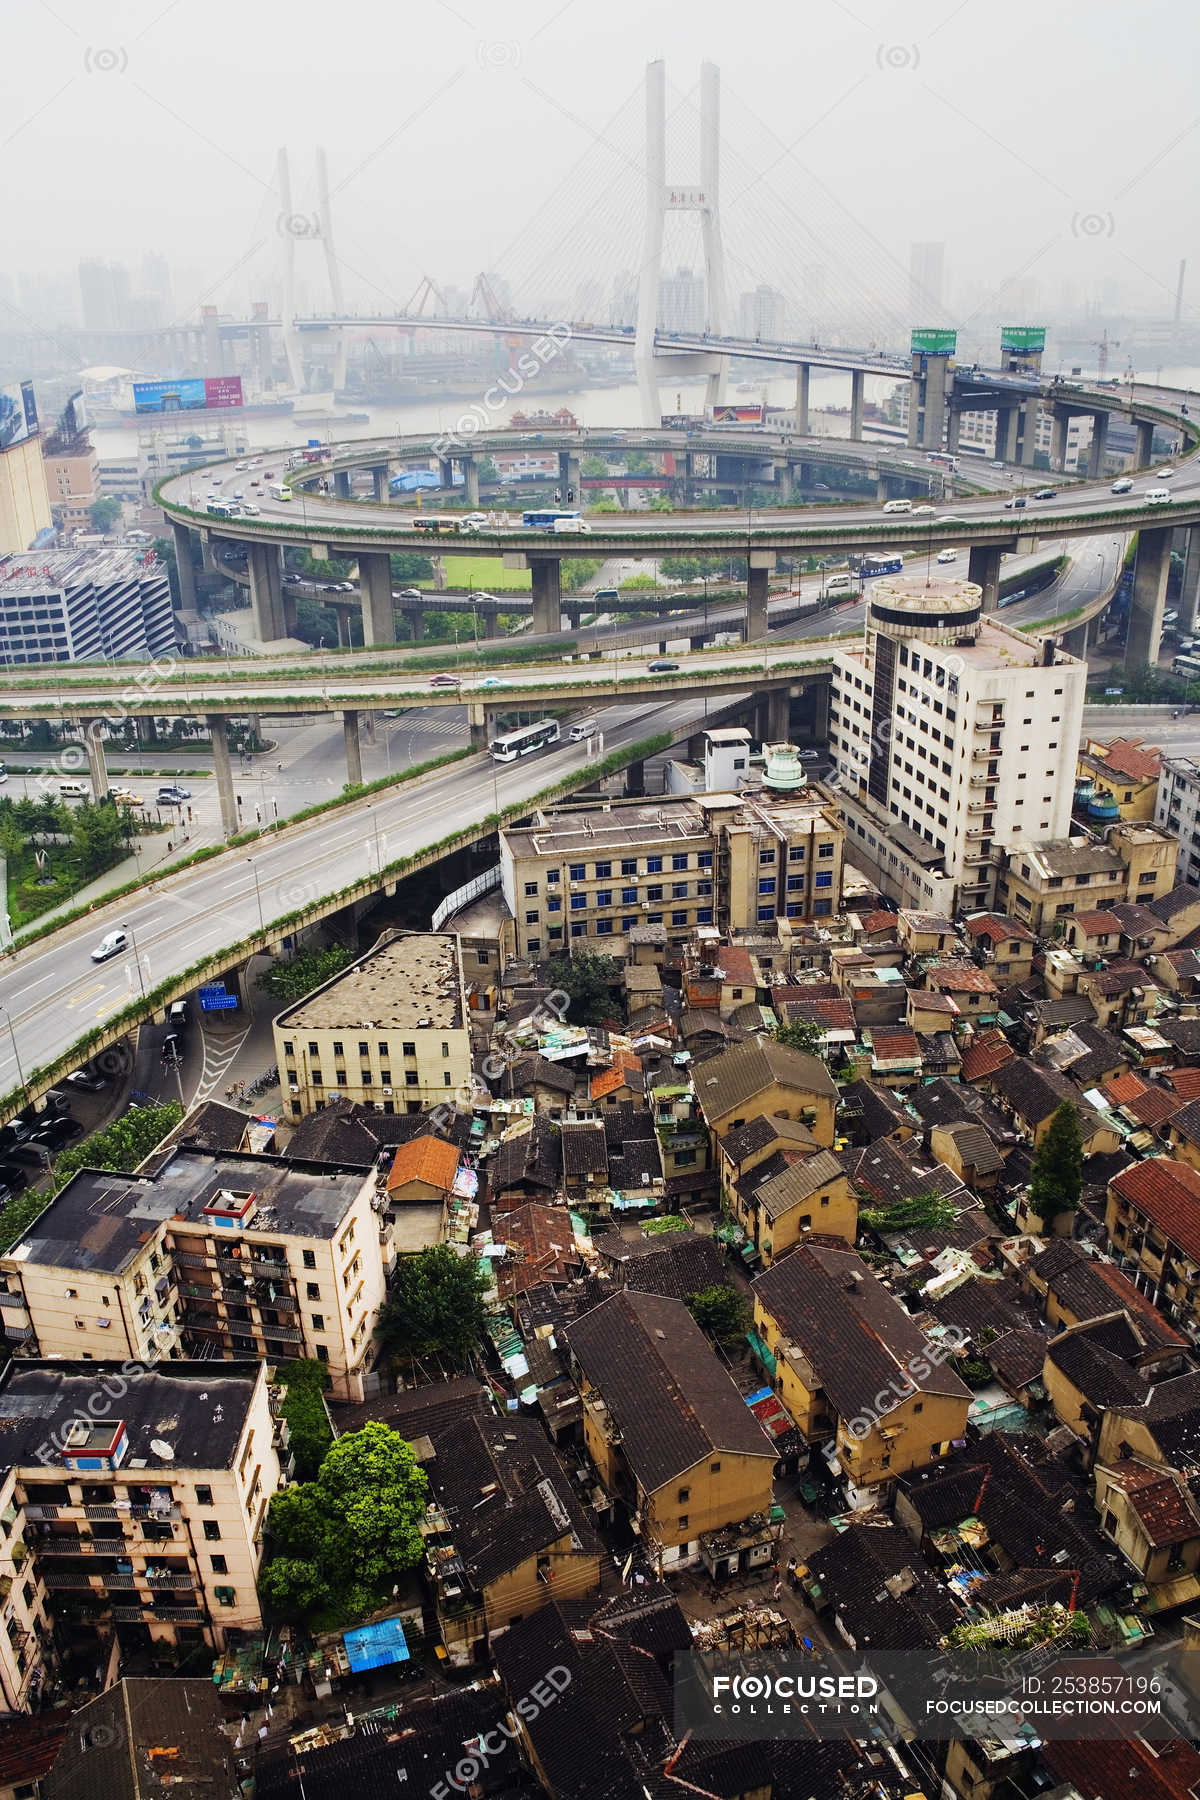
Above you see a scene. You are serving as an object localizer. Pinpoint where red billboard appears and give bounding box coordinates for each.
[708,403,765,425]
[203,375,243,409]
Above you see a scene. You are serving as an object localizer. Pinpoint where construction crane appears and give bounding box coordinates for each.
[1095,330,1120,377]
[404,275,449,316]
[469,271,513,324]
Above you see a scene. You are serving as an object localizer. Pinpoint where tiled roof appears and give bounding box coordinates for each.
[1160,1017,1200,1056]
[1109,901,1169,936]
[783,995,856,1033]
[720,1113,819,1166]
[753,1149,847,1223]
[1169,1066,1200,1101]
[1164,947,1200,982]
[493,1202,583,1294]
[1169,1096,1200,1146]
[594,1230,727,1304]
[1071,907,1124,936]
[1111,1157,1200,1262]
[962,912,1034,945]
[839,1081,912,1142]
[492,1115,562,1196]
[1106,1068,1151,1106]
[1090,735,1162,781]
[590,1051,643,1102]
[924,962,999,995]
[1101,1460,1200,1547]
[1080,958,1158,998]
[990,1056,1093,1128]
[804,1521,959,1651]
[841,1138,968,1208]
[1030,1239,1185,1351]
[752,1241,970,1421]
[987,1327,1051,1388]
[564,1290,774,1491]
[940,1121,1005,1176]
[692,1037,837,1126]
[859,909,897,933]
[562,1120,609,1178]
[908,987,959,1014]
[868,1025,921,1063]
[385,1134,459,1193]
[900,910,957,934]
[498,1052,578,1098]
[1149,883,1200,922]
[908,1078,980,1130]
[1043,1736,1200,1800]
[1045,1329,1151,1410]
[959,1029,1016,1083]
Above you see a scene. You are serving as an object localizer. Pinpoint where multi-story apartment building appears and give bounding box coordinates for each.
[1156,755,1200,886]
[41,431,99,536]
[275,932,471,1120]
[830,577,1087,913]
[995,819,1178,933]
[0,548,174,663]
[0,1148,387,1400]
[0,1359,282,1707]
[499,790,844,961]
[1106,1159,1200,1336]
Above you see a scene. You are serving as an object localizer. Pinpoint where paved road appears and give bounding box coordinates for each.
[0,695,717,1099]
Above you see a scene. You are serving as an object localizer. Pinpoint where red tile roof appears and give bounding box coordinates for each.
[962,913,1034,945]
[859,909,897,934]
[1109,1463,1200,1546]
[1170,1068,1200,1101]
[959,1030,1015,1083]
[869,1026,921,1063]
[1106,1070,1148,1106]
[1103,1070,1180,1126]
[718,946,756,987]
[1091,736,1163,782]
[1043,1737,1200,1800]
[1111,1158,1200,1262]
[1072,908,1124,936]
[925,963,999,995]
[590,1050,642,1102]
[909,988,959,1015]
[386,1135,460,1193]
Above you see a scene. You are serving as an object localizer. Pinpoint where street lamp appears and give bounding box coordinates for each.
[247,859,264,932]
[0,1005,26,1099]
[127,928,148,1002]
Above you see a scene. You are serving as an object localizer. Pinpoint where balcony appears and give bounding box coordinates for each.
[23,1504,60,1522]
[258,1324,303,1344]
[4,1324,34,1342]
[0,1291,27,1310]
[41,1571,101,1590]
[153,1606,204,1623]
[247,1257,292,1281]
[144,1571,196,1590]
[172,1251,211,1269]
[112,1605,148,1622]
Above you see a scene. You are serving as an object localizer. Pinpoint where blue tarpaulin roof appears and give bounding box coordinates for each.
[343,1617,410,1672]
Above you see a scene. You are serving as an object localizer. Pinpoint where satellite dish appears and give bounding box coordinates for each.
[150,1439,175,1460]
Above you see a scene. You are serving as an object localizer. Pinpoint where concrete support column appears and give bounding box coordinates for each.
[746,563,769,639]
[794,363,810,434]
[1050,408,1071,473]
[336,609,352,648]
[81,721,108,799]
[809,679,831,741]
[876,476,892,504]
[850,369,865,440]
[1126,525,1173,669]
[969,543,1003,612]
[404,607,423,642]
[946,410,962,454]
[530,559,562,636]
[171,521,198,612]
[766,687,791,741]
[479,608,499,640]
[360,710,376,746]
[246,543,286,642]
[206,715,238,839]
[1019,398,1040,466]
[135,716,158,746]
[371,465,389,501]
[333,469,351,499]
[1181,526,1200,634]
[1088,411,1110,479]
[463,459,480,508]
[1134,419,1155,468]
[439,457,454,491]
[626,759,646,797]
[343,709,363,787]
[357,551,395,646]
[200,534,218,576]
[467,703,488,750]
[995,406,1019,463]
[1062,619,1090,659]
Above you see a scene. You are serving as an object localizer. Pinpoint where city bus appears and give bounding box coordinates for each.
[860,553,904,578]
[522,508,581,529]
[411,516,465,535]
[1174,655,1200,680]
[489,718,562,762]
[928,452,958,471]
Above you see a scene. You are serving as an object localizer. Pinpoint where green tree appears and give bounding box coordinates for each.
[859,1190,956,1236]
[185,433,204,450]
[257,944,352,1000]
[561,558,602,595]
[390,552,434,584]
[376,1244,491,1365]
[543,950,622,1026]
[1029,1102,1083,1219]
[260,1422,428,1621]
[68,800,131,880]
[47,1103,183,1204]
[773,1018,826,1057]
[648,493,673,512]
[477,456,499,484]
[276,1358,333,1482]
[660,556,701,583]
[589,496,621,513]
[625,451,653,475]
[688,1284,749,1347]
[580,455,609,478]
[89,496,121,534]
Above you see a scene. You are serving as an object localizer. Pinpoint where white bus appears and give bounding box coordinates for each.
[489,718,562,762]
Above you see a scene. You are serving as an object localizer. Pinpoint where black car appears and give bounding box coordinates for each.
[648,659,680,673]
[1033,486,1057,500]
[0,1163,29,1192]
[1003,496,1027,509]
[5,1142,50,1166]
[0,1121,32,1148]
[31,1118,84,1151]
[65,1069,108,1093]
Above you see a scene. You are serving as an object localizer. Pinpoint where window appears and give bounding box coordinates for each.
[710,1460,721,1473]
[546,868,559,884]
[678,1486,691,1502]
[547,897,561,913]
[757,905,774,922]
[195,1484,213,1506]
[672,853,688,870]
[570,893,587,910]
[202,1520,221,1541]
[402,1041,415,1057]
[306,1282,320,1300]
[405,1071,419,1086]
[316,1344,328,1363]
[309,1042,319,1057]
[569,863,585,881]
[647,884,663,901]
[621,887,638,905]
[815,872,833,888]
[302,1250,316,1269]
[758,877,776,894]
[210,1553,228,1573]
[594,861,612,879]
[913,1402,923,1414]
[818,842,834,858]
[678,1515,689,1531]
[621,858,637,876]
[595,890,612,908]
[596,918,614,935]
[672,911,688,926]
[698,851,713,869]
[788,845,805,861]
[759,848,776,865]
[524,881,538,897]
[311,1314,324,1331]
[646,855,662,873]
[525,909,538,924]
[671,882,688,899]
[331,1040,343,1057]
[697,908,713,924]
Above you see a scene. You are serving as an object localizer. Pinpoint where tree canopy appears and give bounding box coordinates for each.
[257,944,352,1000]
[773,1018,826,1057]
[276,1359,333,1482]
[688,1284,749,1347]
[1029,1102,1084,1219]
[376,1244,491,1365]
[259,1422,428,1621]
[542,951,622,1026]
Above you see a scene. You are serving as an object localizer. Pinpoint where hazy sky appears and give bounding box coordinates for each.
[4,0,1199,328]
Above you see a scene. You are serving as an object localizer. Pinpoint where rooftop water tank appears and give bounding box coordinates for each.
[762,743,807,792]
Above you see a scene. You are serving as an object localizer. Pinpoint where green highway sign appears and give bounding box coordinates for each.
[911,328,957,356]
[1001,326,1046,352]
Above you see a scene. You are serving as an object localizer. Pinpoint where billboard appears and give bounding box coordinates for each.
[911,329,957,356]
[133,374,243,414]
[709,403,765,425]
[1001,326,1046,353]
[0,380,38,451]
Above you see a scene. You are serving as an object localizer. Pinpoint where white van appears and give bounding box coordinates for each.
[1145,488,1174,505]
[59,781,90,799]
[824,573,856,594]
[569,716,599,742]
[936,547,959,564]
[882,498,912,515]
[552,516,591,534]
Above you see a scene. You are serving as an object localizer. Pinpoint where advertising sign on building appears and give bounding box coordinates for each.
[708,403,765,425]
[133,375,244,415]
[910,329,958,356]
[1000,326,1047,353]
[0,380,38,450]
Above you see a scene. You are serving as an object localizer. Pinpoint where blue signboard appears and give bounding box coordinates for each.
[200,993,239,1011]
[343,1618,410,1673]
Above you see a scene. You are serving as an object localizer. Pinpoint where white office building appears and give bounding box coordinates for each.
[0,546,175,663]
[828,575,1087,912]
[1156,756,1200,886]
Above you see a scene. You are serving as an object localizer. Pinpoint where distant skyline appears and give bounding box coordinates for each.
[2,0,1198,339]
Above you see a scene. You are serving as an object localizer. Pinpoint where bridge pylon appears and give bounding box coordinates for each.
[276,145,349,393]
[635,60,729,428]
